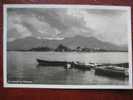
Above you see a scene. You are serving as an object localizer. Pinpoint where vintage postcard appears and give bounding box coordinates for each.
[3,4,132,89]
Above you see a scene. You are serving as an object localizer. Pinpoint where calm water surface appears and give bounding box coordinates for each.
[7,51,128,85]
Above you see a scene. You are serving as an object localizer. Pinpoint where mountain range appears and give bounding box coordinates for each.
[7,35,128,51]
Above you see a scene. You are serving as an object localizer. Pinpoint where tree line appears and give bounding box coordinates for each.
[28,44,125,52]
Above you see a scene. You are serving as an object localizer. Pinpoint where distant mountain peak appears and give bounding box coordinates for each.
[7,35,128,51]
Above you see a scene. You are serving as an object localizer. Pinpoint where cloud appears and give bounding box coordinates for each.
[30,8,94,37]
[7,13,32,41]
[8,8,94,39]
[7,7,129,45]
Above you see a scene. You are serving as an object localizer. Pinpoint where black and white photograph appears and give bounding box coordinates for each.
[4,5,132,89]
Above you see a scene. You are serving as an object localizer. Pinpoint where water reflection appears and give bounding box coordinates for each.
[7,52,129,85]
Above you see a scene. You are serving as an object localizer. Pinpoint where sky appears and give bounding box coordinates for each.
[7,7,130,45]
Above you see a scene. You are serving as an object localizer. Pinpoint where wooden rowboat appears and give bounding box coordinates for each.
[95,66,128,78]
[36,59,91,70]
[37,59,70,66]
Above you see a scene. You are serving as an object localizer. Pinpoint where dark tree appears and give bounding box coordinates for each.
[30,46,52,51]
[55,44,70,52]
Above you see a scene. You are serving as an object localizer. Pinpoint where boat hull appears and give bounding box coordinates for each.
[95,67,128,78]
[37,59,91,70]
[37,59,68,66]
[73,64,91,70]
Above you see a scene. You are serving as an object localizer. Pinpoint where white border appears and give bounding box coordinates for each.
[3,4,133,89]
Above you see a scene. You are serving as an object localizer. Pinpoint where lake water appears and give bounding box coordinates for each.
[7,51,129,85]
